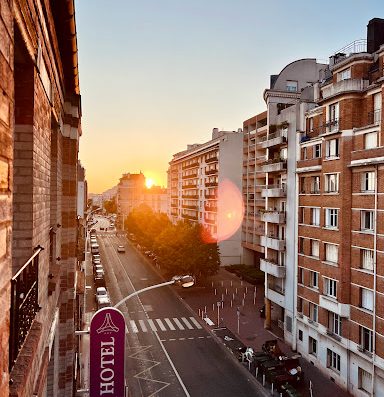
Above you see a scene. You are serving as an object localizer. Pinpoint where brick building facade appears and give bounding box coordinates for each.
[0,1,83,396]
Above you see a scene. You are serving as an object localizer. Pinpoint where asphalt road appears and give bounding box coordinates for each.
[94,216,267,397]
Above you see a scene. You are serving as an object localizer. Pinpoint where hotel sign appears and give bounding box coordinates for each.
[90,307,126,397]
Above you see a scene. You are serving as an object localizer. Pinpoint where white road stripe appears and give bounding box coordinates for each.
[189,317,203,329]
[147,319,157,331]
[130,320,139,333]
[164,318,176,331]
[138,320,147,332]
[156,319,167,331]
[181,317,193,330]
[173,318,185,330]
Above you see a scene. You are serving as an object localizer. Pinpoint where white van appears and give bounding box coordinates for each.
[91,244,99,254]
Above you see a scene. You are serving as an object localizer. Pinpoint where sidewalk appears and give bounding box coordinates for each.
[179,268,351,397]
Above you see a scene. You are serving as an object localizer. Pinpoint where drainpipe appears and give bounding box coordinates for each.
[66,0,80,95]
[371,164,378,395]
[292,170,299,351]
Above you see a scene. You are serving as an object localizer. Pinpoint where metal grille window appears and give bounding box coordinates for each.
[9,247,43,370]
[361,171,375,192]
[327,349,341,372]
[324,277,337,298]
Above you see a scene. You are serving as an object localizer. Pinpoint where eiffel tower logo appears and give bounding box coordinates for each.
[96,313,120,334]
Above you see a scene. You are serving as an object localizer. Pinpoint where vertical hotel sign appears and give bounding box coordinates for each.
[90,307,125,397]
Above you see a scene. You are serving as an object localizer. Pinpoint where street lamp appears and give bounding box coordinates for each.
[114,275,195,309]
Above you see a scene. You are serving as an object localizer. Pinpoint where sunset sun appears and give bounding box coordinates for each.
[145,178,154,188]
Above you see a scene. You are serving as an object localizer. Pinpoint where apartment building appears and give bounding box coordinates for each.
[0,1,83,396]
[168,128,244,265]
[295,19,384,395]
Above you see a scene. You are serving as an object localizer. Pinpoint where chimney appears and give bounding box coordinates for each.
[367,18,384,53]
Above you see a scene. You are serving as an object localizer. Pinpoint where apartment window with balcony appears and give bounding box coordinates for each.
[359,367,372,393]
[325,139,339,158]
[360,326,373,353]
[325,173,339,193]
[309,336,317,356]
[311,176,320,193]
[327,349,341,372]
[328,103,339,130]
[314,144,321,158]
[361,210,374,232]
[311,207,320,226]
[361,288,373,311]
[324,277,337,298]
[337,68,351,81]
[361,171,375,192]
[286,80,298,92]
[310,240,320,259]
[325,243,338,264]
[364,132,378,149]
[361,249,374,271]
[309,302,318,322]
[309,270,319,288]
[325,208,338,228]
[329,312,342,336]
[298,267,304,285]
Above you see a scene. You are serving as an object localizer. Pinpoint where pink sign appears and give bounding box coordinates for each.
[90,307,126,397]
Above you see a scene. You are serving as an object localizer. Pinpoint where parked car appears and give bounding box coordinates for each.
[95,286,108,299]
[97,295,111,309]
[92,254,100,263]
[117,245,125,253]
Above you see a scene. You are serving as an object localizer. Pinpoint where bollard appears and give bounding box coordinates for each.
[212,303,215,311]
[225,288,228,295]
[256,367,258,377]
[271,383,274,395]
[235,288,238,294]
[222,293,224,302]
[221,281,223,287]
[211,281,214,288]
[221,301,224,309]
[233,293,235,300]
[245,287,248,293]
[231,300,233,307]
[241,280,243,286]
[214,288,217,295]
[280,393,283,397]
[204,306,207,314]
[198,309,201,317]
[231,280,233,287]
[242,299,245,307]
[262,374,265,386]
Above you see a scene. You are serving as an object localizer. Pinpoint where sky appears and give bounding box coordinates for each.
[76,0,384,193]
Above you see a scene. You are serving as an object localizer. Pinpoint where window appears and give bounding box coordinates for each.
[309,118,314,132]
[361,171,375,192]
[309,303,318,322]
[325,173,339,193]
[298,267,304,284]
[311,208,320,226]
[297,297,303,313]
[299,207,305,224]
[359,367,372,393]
[324,277,337,298]
[300,177,306,194]
[314,144,321,158]
[361,288,373,311]
[361,249,374,271]
[309,270,319,288]
[280,147,288,160]
[311,241,320,259]
[302,147,307,160]
[361,211,374,231]
[360,326,373,352]
[311,176,320,193]
[298,329,303,341]
[299,237,304,254]
[329,312,342,336]
[327,349,341,372]
[325,243,338,264]
[373,93,382,124]
[286,80,298,92]
[325,208,338,228]
[309,337,317,356]
[329,103,339,126]
[337,68,351,81]
[364,132,378,149]
[325,139,339,158]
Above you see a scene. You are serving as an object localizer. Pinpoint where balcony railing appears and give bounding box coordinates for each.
[182,172,198,179]
[204,218,216,224]
[182,182,198,189]
[182,214,198,220]
[182,194,199,199]
[205,168,218,175]
[205,155,218,163]
[322,79,369,100]
[9,246,43,370]
[182,161,199,170]
[205,181,218,187]
[182,204,198,210]
[325,118,341,134]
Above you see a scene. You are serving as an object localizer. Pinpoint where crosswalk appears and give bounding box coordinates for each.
[125,316,203,334]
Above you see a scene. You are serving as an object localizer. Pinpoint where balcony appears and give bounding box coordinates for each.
[182,182,197,189]
[205,155,218,163]
[260,235,285,251]
[171,202,178,208]
[205,168,218,175]
[261,185,286,198]
[205,193,216,199]
[182,204,198,210]
[260,211,285,224]
[182,194,198,199]
[319,295,350,318]
[182,172,198,179]
[261,159,287,173]
[204,218,216,224]
[266,285,285,306]
[321,79,369,100]
[205,204,217,212]
[260,259,286,278]
[259,130,287,149]
[170,209,178,216]
[205,181,218,187]
[182,213,198,220]
[10,247,43,370]
[182,161,199,170]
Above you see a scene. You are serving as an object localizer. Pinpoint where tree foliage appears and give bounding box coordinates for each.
[126,206,220,282]
[104,196,117,213]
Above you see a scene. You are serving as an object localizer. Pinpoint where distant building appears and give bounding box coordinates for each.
[168,128,244,265]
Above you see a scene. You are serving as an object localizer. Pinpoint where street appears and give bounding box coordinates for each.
[90,216,267,397]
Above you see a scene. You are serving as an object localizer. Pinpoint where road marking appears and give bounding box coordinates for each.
[189,317,203,329]
[198,336,205,339]
[181,317,193,329]
[164,318,176,331]
[204,317,215,326]
[130,320,139,333]
[156,319,167,331]
[188,337,194,340]
[147,319,157,332]
[169,338,176,341]
[138,319,148,332]
[179,337,185,340]
[173,318,185,330]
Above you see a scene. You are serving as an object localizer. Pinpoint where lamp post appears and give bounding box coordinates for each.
[114,275,195,309]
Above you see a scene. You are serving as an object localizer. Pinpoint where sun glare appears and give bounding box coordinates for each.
[145,178,154,189]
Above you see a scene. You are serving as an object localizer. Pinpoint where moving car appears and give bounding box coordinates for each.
[117,245,125,253]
